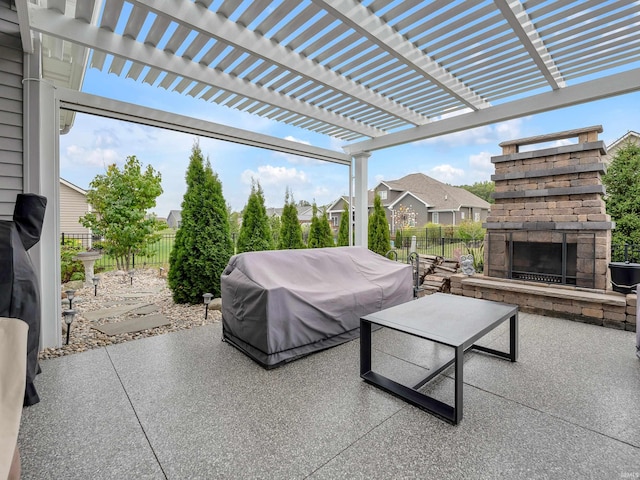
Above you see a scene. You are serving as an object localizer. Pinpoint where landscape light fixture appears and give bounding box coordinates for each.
[203,293,214,320]
[128,270,134,285]
[63,309,76,345]
[92,277,99,296]
[65,289,76,310]
[159,267,165,277]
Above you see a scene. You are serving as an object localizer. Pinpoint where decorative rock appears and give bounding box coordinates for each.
[209,298,223,311]
[43,269,220,360]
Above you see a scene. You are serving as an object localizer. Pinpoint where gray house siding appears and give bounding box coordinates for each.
[0,2,22,220]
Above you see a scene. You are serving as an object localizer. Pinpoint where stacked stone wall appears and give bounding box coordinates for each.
[450,274,636,332]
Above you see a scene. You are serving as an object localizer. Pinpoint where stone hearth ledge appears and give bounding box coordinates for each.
[449,274,635,331]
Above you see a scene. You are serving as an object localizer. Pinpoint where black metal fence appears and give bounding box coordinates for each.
[611,243,640,263]
[61,231,640,273]
[61,232,176,271]
[392,236,481,261]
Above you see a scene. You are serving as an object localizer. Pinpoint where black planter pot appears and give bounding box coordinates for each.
[609,262,640,294]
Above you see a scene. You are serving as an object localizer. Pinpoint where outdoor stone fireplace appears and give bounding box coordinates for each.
[483,126,612,291]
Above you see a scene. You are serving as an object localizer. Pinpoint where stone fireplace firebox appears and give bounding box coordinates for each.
[483,126,612,291]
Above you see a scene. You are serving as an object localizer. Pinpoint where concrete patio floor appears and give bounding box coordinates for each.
[18,311,640,479]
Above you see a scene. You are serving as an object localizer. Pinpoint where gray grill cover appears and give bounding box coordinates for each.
[221,246,413,368]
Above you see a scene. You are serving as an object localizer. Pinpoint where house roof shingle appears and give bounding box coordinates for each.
[373,173,490,211]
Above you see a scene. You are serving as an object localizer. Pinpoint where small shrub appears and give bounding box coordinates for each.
[70,272,85,282]
[61,240,84,283]
[424,223,442,240]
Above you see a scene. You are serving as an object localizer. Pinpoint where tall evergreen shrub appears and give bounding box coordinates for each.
[168,143,233,303]
[337,200,350,246]
[603,143,640,247]
[237,180,273,253]
[368,194,391,256]
[278,189,305,249]
[307,203,333,248]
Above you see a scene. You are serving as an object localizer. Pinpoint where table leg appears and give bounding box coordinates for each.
[510,313,519,362]
[454,345,464,425]
[360,319,372,375]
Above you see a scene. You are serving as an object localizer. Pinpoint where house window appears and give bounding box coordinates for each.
[432,212,439,224]
[378,190,387,200]
[474,212,480,222]
[332,216,338,227]
[461,211,465,220]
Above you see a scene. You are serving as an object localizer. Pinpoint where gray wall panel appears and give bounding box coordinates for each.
[0,2,23,219]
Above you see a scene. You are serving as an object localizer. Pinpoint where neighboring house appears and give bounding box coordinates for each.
[167,210,182,228]
[605,130,640,164]
[265,207,283,218]
[59,178,91,237]
[328,173,491,235]
[265,204,316,226]
[326,196,352,232]
[296,204,315,225]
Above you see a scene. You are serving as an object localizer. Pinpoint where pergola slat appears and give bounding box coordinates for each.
[21,0,640,143]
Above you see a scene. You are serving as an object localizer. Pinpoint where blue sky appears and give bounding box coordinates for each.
[59,67,640,218]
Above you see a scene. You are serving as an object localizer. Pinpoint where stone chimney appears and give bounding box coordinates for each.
[484,126,612,290]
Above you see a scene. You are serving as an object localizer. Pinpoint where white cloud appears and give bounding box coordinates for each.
[414,118,524,148]
[94,128,121,148]
[428,164,465,183]
[468,151,493,171]
[495,119,524,139]
[240,165,309,186]
[63,145,121,168]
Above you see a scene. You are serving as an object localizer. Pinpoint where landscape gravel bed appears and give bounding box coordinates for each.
[40,268,221,359]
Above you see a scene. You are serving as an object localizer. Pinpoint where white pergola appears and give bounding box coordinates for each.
[12,0,640,347]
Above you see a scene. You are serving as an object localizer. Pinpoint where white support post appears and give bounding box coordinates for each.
[352,151,370,247]
[348,161,353,246]
[23,39,62,348]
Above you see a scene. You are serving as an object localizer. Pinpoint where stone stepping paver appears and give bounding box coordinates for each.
[101,301,143,307]
[92,314,171,336]
[120,292,157,298]
[129,304,159,315]
[82,303,150,322]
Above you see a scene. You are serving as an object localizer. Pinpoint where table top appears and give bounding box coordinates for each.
[361,293,517,348]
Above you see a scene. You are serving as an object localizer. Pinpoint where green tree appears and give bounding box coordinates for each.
[308,203,333,248]
[80,155,165,270]
[603,142,640,248]
[337,201,350,246]
[278,189,305,249]
[460,180,495,204]
[394,229,403,249]
[168,143,233,303]
[237,180,273,253]
[268,214,281,246]
[319,206,334,247]
[368,194,391,256]
[227,204,241,254]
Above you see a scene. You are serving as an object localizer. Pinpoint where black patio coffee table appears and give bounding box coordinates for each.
[360,293,518,425]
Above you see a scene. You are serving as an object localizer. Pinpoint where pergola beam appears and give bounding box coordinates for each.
[128,0,426,128]
[494,0,565,90]
[313,0,490,113]
[343,68,640,154]
[57,88,351,166]
[27,4,383,139]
